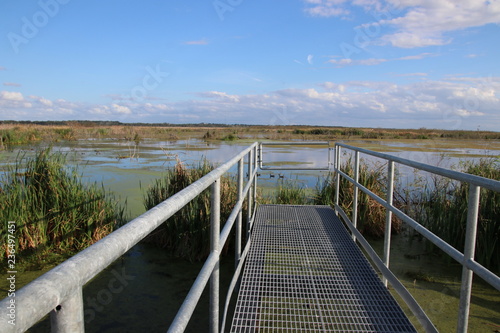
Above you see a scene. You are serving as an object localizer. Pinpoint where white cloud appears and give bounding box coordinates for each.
[183,39,209,45]
[380,0,500,47]
[328,53,434,67]
[304,0,350,16]
[197,91,240,102]
[3,82,22,87]
[305,0,500,48]
[38,98,53,107]
[111,104,132,114]
[0,77,499,130]
[0,91,24,101]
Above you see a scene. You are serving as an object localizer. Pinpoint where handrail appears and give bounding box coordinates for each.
[333,143,500,333]
[259,141,332,170]
[336,143,500,192]
[0,142,260,333]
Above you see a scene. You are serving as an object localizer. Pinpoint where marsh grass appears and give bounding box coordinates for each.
[0,149,125,269]
[2,122,500,149]
[273,180,311,205]
[143,159,239,261]
[405,158,500,272]
[317,156,499,272]
[315,158,402,238]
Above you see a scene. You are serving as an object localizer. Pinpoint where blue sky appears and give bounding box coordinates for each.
[1,0,499,130]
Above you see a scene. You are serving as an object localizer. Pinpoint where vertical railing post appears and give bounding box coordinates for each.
[210,179,220,333]
[253,145,258,208]
[382,160,395,287]
[50,287,84,333]
[247,149,253,239]
[457,184,480,333]
[236,158,244,268]
[335,145,341,209]
[352,151,360,242]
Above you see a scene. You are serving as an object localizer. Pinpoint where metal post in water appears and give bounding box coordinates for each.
[352,151,360,242]
[457,184,480,333]
[236,158,244,268]
[210,179,221,333]
[383,160,395,287]
[50,287,84,333]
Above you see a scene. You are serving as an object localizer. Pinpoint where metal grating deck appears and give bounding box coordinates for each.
[230,205,417,332]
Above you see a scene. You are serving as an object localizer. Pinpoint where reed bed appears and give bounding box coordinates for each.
[314,157,499,272]
[315,158,402,238]
[272,180,311,205]
[143,159,238,261]
[0,149,125,268]
[404,158,500,272]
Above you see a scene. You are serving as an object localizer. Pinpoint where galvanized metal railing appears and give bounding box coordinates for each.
[333,143,500,333]
[0,142,259,333]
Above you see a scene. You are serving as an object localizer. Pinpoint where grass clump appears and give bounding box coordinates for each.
[0,149,125,269]
[274,180,310,205]
[406,158,500,272]
[315,158,401,238]
[143,159,238,261]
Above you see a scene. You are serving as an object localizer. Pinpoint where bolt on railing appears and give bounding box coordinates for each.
[334,143,500,333]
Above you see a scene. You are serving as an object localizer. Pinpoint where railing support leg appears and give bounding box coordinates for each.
[210,179,220,333]
[457,184,480,333]
[236,159,244,268]
[50,287,84,333]
[247,149,253,238]
[335,146,341,210]
[352,151,360,242]
[253,145,257,207]
[383,161,395,287]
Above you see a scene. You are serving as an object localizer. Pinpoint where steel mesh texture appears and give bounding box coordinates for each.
[230,205,416,333]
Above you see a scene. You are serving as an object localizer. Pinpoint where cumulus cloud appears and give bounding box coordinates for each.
[0,91,24,101]
[304,0,350,17]
[304,0,500,48]
[0,77,499,130]
[111,104,132,114]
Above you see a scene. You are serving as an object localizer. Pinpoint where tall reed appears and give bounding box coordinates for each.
[315,158,402,238]
[0,149,125,265]
[143,159,238,261]
[406,158,499,272]
[273,180,310,205]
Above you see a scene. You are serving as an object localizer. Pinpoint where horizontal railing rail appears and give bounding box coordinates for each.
[334,143,500,333]
[0,142,260,333]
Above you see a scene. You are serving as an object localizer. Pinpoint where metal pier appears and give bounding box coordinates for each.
[230,205,417,332]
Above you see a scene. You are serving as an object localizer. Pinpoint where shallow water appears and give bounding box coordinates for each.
[1,138,499,332]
